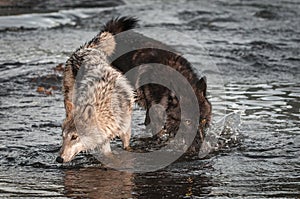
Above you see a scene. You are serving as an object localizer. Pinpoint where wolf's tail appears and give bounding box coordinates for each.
[102,16,138,35]
[86,16,138,56]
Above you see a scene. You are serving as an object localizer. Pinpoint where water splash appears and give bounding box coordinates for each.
[199,112,242,158]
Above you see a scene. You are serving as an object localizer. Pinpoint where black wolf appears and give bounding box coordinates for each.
[104,17,211,149]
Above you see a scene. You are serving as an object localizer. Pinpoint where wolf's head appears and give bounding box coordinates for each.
[56,101,85,163]
[56,101,103,163]
[56,117,86,163]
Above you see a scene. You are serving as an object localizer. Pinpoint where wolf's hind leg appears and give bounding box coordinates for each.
[120,126,131,150]
[144,108,150,125]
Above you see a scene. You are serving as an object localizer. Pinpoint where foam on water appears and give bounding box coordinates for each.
[199,112,242,158]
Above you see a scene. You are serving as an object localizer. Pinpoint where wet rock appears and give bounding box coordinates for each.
[254,10,278,19]
[31,73,62,94]
[53,63,64,72]
[30,162,49,168]
[36,86,45,93]
[38,122,61,128]
[36,86,53,95]
[249,41,279,50]
[6,156,15,162]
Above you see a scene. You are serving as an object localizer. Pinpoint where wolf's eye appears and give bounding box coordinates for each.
[71,135,78,140]
[185,119,192,125]
[201,119,207,125]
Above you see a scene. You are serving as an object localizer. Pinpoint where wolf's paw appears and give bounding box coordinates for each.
[123,146,133,152]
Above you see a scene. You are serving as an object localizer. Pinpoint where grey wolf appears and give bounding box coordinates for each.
[56,22,134,163]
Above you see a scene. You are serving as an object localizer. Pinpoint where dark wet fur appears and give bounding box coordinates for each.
[106,17,212,150]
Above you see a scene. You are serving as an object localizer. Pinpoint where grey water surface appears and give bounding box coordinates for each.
[0,0,299,198]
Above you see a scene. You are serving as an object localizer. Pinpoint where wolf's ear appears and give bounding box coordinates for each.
[82,104,95,121]
[65,100,74,118]
[196,76,207,96]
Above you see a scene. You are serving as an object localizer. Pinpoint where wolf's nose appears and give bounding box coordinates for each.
[56,156,64,163]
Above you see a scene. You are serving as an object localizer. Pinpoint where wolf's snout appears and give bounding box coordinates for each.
[56,156,64,163]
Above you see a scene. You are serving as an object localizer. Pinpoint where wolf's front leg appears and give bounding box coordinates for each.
[101,141,112,156]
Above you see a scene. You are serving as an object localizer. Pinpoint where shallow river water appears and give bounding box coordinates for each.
[0,0,299,198]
